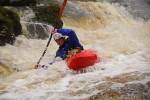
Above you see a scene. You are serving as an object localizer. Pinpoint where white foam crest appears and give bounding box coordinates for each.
[19,8,35,22]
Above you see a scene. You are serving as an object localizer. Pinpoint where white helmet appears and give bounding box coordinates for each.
[53,33,65,41]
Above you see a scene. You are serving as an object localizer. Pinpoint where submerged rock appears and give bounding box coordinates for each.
[26,23,50,39]
[0,6,22,46]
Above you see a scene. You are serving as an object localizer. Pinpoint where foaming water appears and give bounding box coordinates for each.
[5,6,35,22]
[0,1,150,100]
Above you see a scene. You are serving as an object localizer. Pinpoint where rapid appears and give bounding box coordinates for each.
[0,0,150,99]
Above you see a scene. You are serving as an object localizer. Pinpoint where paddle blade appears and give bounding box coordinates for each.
[57,0,67,22]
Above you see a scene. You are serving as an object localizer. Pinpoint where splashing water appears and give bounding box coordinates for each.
[0,1,150,100]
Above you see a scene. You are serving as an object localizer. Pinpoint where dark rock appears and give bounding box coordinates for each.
[36,0,96,6]
[26,24,50,39]
[0,6,22,46]
[0,0,10,6]
[32,5,63,29]
[10,0,36,6]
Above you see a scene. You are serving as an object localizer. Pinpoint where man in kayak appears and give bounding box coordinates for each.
[34,28,84,69]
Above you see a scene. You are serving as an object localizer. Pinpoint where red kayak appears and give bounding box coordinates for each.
[66,49,100,70]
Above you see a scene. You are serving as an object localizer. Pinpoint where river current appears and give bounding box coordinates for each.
[0,0,150,99]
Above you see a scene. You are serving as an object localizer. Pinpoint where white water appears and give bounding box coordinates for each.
[0,1,150,100]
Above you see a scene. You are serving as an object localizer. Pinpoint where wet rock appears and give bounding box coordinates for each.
[32,5,63,29]
[10,0,36,6]
[36,0,50,6]
[5,5,63,39]
[36,0,96,6]
[0,6,22,46]
[0,0,10,6]
[50,0,87,19]
[26,23,50,39]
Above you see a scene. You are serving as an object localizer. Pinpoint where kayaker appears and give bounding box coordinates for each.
[34,28,84,69]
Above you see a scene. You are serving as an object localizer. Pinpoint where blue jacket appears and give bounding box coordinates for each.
[42,29,83,68]
[55,29,83,59]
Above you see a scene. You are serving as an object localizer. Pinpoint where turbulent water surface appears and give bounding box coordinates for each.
[0,0,150,100]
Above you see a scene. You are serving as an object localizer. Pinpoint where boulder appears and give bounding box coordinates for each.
[26,24,50,39]
[0,0,10,6]
[10,0,36,6]
[32,5,63,29]
[0,6,22,46]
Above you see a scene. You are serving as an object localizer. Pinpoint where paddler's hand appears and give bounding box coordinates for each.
[51,29,57,34]
[34,64,42,69]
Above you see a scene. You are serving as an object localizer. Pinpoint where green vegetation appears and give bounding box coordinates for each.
[0,6,22,46]
[33,5,63,29]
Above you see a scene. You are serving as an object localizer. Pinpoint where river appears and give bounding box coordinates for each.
[0,0,150,99]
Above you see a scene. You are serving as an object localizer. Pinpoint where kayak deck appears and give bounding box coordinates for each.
[66,49,100,70]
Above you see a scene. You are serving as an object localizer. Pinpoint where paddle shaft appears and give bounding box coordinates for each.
[36,0,67,67]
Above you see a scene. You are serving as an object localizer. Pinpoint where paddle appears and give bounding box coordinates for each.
[36,0,67,69]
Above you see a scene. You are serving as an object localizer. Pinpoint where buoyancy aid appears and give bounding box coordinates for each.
[58,38,84,59]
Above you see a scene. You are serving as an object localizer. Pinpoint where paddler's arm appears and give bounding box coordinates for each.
[34,57,58,69]
[41,49,64,68]
[40,57,58,68]
[57,29,82,46]
[51,28,80,45]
